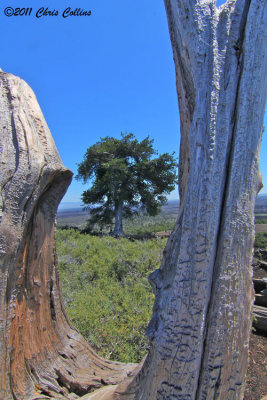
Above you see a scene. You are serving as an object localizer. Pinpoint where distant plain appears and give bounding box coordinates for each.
[57,195,267,233]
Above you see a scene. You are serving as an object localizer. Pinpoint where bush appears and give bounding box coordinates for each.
[124,214,175,235]
[80,213,176,236]
[254,232,267,249]
[56,228,167,362]
[255,216,267,224]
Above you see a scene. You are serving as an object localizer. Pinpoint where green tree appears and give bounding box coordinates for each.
[76,133,177,236]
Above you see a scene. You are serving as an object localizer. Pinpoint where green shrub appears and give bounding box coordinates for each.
[56,228,167,363]
[124,214,175,235]
[254,232,267,249]
[255,216,267,224]
[80,213,176,236]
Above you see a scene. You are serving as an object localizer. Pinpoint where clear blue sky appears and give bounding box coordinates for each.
[0,0,266,204]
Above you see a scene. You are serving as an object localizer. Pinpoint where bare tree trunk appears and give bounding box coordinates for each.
[112,201,124,237]
[0,72,135,400]
[113,0,267,399]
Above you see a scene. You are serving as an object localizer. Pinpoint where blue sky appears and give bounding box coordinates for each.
[0,0,266,204]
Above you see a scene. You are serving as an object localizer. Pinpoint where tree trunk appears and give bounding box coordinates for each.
[113,0,267,399]
[112,201,124,237]
[0,72,135,400]
[1,0,267,398]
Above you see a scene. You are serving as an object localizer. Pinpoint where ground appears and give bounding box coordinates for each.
[245,330,267,400]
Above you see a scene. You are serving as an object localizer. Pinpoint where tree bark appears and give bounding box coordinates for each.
[112,201,124,237]
[0,72,135,400]
[113,0,267,399]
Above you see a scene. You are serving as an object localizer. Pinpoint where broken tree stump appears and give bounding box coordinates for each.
[0,71,135,400]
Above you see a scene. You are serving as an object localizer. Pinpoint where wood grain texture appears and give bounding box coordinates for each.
[0,72,135,400]
[114,0,267,398]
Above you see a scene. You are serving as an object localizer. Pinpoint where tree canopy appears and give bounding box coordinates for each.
[76,133,177,236]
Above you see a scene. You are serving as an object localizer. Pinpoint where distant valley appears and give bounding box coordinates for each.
[57,195,267,228]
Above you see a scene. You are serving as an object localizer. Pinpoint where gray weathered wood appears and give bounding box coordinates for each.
[114,0,267,399]
[253,305,267,331]
[254,294,267,308]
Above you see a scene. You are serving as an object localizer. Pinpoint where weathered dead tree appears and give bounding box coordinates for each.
[0,72,136,400]
[0,0,267,399]
[112,0,267,399]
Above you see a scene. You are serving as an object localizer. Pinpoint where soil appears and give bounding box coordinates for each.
[244,254,267,400]
[245,330,267,400]
[255,225,267,234]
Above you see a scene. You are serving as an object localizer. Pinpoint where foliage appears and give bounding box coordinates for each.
[124,214,175,235]
[81,213,176,236]
[57,228,167,363]
[254,232,267,249]
[56,211,266,365]
[255,216,267,224]
[76,133,177,235]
